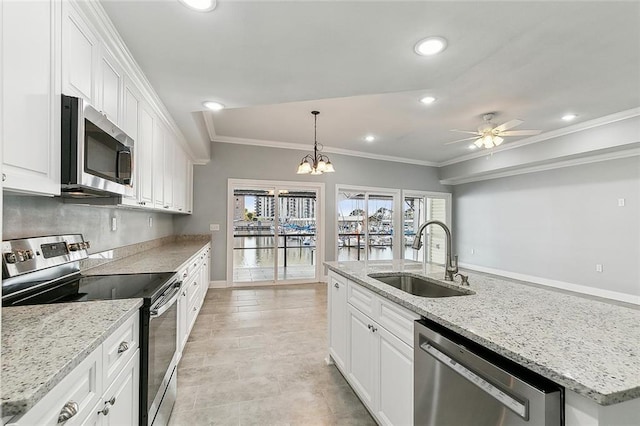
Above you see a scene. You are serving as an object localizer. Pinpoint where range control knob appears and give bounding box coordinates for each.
[24,250,35,260]
[4,252,17,264]
[15,251,25,262]
[85,241,91,249]
[68,243,81,251]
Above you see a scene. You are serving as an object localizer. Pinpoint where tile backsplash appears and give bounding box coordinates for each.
[3,195,174,253]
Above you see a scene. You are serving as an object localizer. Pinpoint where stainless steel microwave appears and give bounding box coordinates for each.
[61,94,134,197]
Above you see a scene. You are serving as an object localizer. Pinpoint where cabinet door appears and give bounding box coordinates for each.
[138,104,154,206]
[172,146,186,213]
[163,133,174,210]
[328,273,348,372]
[1,0,61,196]
[186,158,194,214]
[152,120,164,209]
[96,47,122,125]
[62,2,97,103]
[120,79,139,206]
[377,326,414,426]
[199,255,209,304]
[347,304,377,411]
[177,285,189,358]
[100,349,140,426]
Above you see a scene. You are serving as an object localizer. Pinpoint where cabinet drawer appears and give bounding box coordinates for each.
[186,274,201,306]
[102,313,139,390]
[348,281,378,318]
[9,346,102,426]
[378,298,420,347]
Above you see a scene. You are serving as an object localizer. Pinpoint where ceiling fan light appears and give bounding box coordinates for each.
[482,135,494,149]
[474,138,484,148]
[493,136,504,146]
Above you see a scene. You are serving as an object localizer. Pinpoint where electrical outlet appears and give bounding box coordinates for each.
[148,217,153,228]
[210,224,220,231]
[596,264,603,273]
[618,198,625,207]
[111,217,117,232]
[470,248,475,255]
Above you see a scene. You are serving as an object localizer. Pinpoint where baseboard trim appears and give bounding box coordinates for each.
[209,280,229,288]
[459,262,640,305]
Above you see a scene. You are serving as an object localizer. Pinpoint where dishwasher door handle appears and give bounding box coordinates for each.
[420,341,529,419]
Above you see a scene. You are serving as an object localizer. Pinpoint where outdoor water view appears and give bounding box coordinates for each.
[232,186,447,283]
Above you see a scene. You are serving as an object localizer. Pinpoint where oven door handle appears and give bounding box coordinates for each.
[150,285,181,318]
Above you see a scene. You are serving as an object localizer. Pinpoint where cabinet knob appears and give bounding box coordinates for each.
[57,401,79,423]
[117,341,130,354]
[372,326,378,333]
[2,173,6,182]
[99,404,110,416]
[367,324,372,330]
[107,396,116,406]
[193,307,197,312]
[183,272,188,278]
[334,283,339,289]
[182,291,187,296]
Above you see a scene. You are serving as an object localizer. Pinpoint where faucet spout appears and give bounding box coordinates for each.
[412,220,458,281]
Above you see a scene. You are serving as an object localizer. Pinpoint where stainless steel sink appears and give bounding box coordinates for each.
[368,273,473,298]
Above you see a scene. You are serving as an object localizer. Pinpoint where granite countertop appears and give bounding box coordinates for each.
[325,260,640,406]
[83,240,210,276]
[1,299,142,417]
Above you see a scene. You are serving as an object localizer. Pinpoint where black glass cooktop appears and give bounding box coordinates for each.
[2,272,176,307]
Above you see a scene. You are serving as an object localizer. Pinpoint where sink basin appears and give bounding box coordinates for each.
[368,273,473,298]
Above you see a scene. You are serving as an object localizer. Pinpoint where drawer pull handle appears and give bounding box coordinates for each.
[193,307,197,312]
[334,283,339,288]
[183,272,188,278]
[99,404,110,416]
[58,401,79,423]
[107,396,116,406]
[117,341,130,354]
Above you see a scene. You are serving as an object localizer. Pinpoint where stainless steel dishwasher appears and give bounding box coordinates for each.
[415,319,563,426]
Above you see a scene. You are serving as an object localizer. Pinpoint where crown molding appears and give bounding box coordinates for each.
[437,107,640,167]
[212,135,440,167]
[439,146,640,185]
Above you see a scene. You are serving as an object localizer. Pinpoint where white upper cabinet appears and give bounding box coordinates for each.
[1,0,61,196]
[120,78,140,206]
[173,146,187,213]
[62,1,97,103]
[163,132,174,210]
[137,104,154,206]
[96,46,123,125]
[152,120,165,209]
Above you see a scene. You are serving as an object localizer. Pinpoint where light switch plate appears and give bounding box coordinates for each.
[111,217,117,232]
[618,198,625,207]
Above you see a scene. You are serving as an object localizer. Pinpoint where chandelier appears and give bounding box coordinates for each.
[296,111,335,175]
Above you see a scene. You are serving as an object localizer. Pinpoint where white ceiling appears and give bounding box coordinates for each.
[101,0,640,164]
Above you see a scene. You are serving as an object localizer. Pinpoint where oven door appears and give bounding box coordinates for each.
[148,283,180,425]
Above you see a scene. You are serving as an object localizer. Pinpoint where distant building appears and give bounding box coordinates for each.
[254,195,315,219]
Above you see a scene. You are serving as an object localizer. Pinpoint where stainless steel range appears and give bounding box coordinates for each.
[2,234,181,426]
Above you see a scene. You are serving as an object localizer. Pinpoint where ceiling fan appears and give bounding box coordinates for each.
[446,113,542,149]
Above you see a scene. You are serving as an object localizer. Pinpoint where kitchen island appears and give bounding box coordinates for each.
[325,260,640,425]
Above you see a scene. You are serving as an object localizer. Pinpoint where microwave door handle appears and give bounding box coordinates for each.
[150,286,181,318]
[116,150,132,185]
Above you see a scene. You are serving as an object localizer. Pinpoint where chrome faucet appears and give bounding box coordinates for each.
[412,220,458,281]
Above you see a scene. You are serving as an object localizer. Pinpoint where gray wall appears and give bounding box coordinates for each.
[3,195,174,253]
[453,156,640,297]
[174,142,450,281]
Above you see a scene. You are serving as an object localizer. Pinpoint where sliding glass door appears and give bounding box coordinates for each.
[229,180,323,285]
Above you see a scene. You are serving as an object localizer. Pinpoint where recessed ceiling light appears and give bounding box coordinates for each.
[203,101,224,111]
[419,96,436,105]
[562,113,577,121]
[414,37,447,56]
[364,135,376,143]
[179,0,216,12]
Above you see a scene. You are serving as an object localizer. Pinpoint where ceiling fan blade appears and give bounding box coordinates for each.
[450,129,481,135]
[500,130,542,136]
[444,136,480,145]
[494,119,523,132]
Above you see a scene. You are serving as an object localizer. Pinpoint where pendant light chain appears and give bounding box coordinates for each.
[296,110,335,175]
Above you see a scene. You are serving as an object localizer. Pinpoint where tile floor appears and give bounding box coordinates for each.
[168,283,376,426]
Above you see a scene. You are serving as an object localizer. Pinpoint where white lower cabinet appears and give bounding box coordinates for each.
[328,271,419,426]
[176,244,211,360]
[8,314,140,426]
[328,272,348,371]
